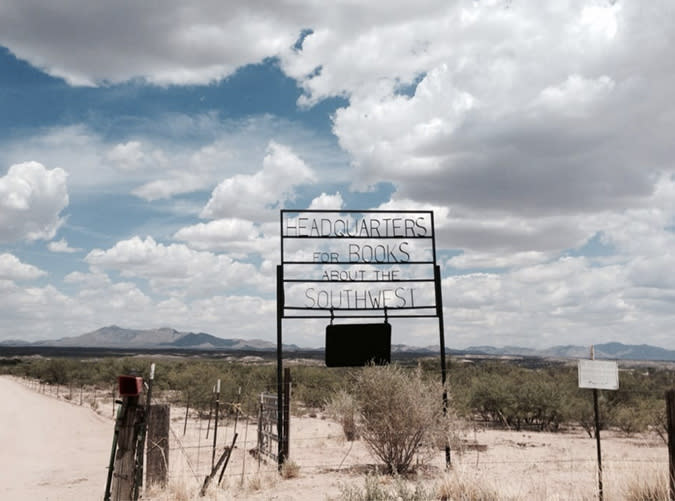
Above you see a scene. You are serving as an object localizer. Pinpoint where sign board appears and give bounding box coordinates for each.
[578,360,619,390]
[325,322,391,367]
[280,210,437,319]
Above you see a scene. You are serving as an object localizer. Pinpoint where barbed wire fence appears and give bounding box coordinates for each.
[8,374,674,499]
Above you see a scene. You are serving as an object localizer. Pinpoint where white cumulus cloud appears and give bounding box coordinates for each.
[48,238,82,253]
[308,192,344,210]
[85,236,269,297]
[0,1,301,86]
[0,253,47,281]
[173,218,277,258]
[0,161,69,243]
[201,141,316,221]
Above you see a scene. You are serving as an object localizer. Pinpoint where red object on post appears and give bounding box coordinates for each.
[118,375,143,397]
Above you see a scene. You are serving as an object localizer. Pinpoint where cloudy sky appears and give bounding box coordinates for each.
[1,0,674,349]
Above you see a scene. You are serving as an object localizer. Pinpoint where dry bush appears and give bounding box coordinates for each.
[325,389,359,441]
[353,364,449,474]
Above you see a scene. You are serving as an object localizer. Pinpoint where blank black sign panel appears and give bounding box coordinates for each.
[325,323,391,367]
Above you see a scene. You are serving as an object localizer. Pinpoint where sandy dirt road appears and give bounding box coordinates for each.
[0,376,113,501]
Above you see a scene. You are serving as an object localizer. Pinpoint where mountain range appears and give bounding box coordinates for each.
[2,326,675,362]
[4,325,289,351]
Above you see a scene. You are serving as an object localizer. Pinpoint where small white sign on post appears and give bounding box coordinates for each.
[578,359,619,390]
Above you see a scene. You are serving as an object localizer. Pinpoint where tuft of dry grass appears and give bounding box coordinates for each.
[325,389,360,441]
[334,473,432,501]
[435,471,505,501]
[144,479,192,501]
[246,471,278,493]
[280,459,301,479]
[622,471,669,501]
[247,474,264,492]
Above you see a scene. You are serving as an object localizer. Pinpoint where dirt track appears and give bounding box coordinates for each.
[0,376,112,501]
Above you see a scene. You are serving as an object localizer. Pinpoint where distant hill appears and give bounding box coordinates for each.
[163,332,283,351]
[30,325,289,351]
[463,342,675,362]
[34,325,184,348]
[6,326,675,361]
[0,339,32,346]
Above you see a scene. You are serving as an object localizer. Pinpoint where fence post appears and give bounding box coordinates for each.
[212,379,221,470]
[206,388,214,439]
[183,392,190,436]
[666,390,675,501]
[146,404,170,488]
[110,396,140,501]
[257,394,263,469]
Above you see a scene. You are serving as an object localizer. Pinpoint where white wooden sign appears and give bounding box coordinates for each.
[578,360,619,390]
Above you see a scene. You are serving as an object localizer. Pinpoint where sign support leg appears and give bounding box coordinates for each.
[593,388,603,501]
[435,265,451,469]
[276,265,285,469]
[666,390,675,501]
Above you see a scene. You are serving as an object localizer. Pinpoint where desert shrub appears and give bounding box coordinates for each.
[291,366,346,409]
[467,365,570,431]
[613,402,654,435]
[335,474,432,501]
[352,364,448,474]
[325,389,359,441]
[652,406,668,444]
[468,374,516,426]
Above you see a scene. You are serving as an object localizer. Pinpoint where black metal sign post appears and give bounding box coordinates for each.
[593,386,603,501]
[276,264,284,467]
[435,263,451,467]
[277,209,448,469]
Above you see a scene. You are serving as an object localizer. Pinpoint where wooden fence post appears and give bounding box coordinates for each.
[110,396,141,501]
[146,404,170,488]
[183,392,190,436]
[666,390,675,501]
[211,379,221,470]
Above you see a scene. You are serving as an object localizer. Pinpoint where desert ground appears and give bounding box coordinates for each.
[0,375,670,500]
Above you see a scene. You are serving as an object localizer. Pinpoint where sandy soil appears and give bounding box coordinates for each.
[1,375,670,500]
[0,376,113,501]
